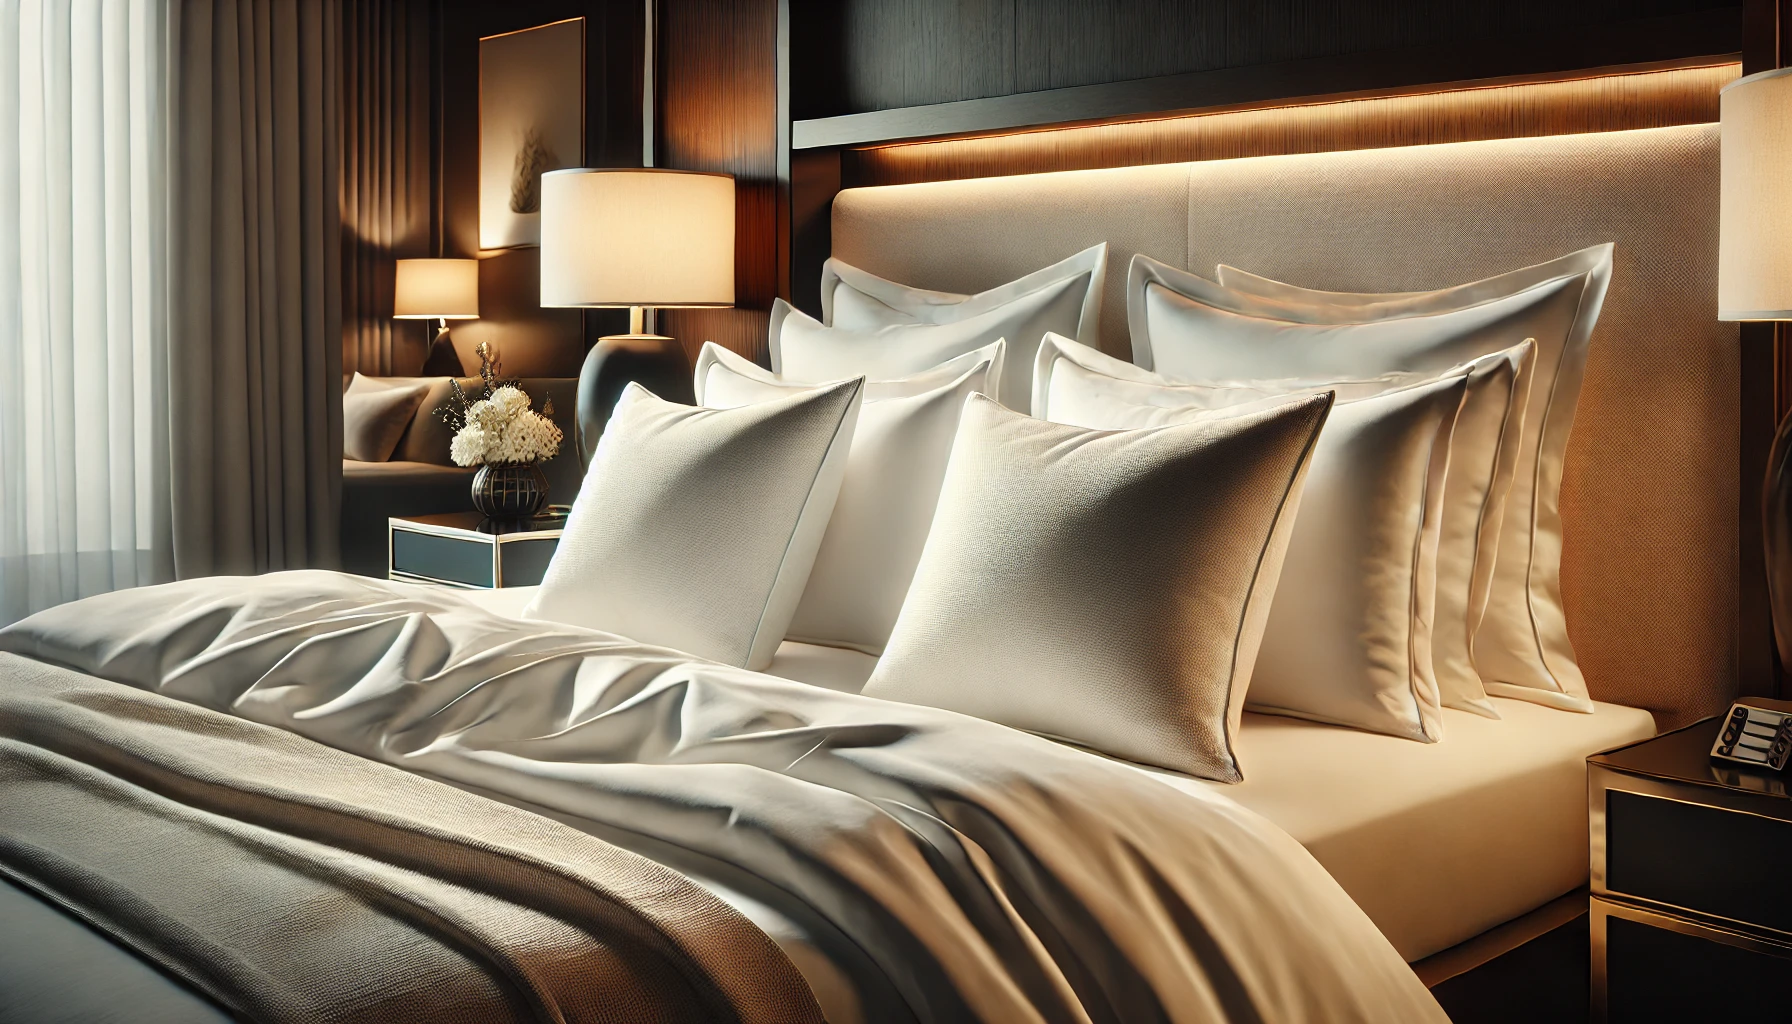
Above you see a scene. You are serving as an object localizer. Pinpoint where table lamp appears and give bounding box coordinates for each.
[539,168,734,440]
[394,258,480,376]
[1721,65,1792,671]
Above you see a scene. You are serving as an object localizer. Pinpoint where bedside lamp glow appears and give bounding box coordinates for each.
[394,258,479,375]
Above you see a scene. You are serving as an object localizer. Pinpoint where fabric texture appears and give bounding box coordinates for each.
[0,653,822,1024]
[813,243,1105,407]
[1036,333,1531,719]
[1128,248,1610,714]
[827,126,1735,727]
[867,392,1332,781]
[0,0,174,626]
[696,342,998,654]
[342,372,429,461]
[169,0,344,577]
[0,571,1447,1022]
[526,379,863,670]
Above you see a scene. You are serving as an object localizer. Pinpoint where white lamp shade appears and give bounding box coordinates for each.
[539,168,735,308]
[393,259,479,319]
[1721,67,1792,321]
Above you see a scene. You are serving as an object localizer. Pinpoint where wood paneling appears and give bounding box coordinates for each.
[792,0,1740,118]
[655,0,782,365]
[845,62,1738,187]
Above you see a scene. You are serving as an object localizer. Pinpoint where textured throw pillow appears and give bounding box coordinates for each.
[775,243,1106,413]
[1127,245,1612,713]
[865,391,1332,783]
[342,373,431,462]
[524,379,864,670]
[1035,333,1532,720]
[693,341,1000,654]
[1036,336,1469,741]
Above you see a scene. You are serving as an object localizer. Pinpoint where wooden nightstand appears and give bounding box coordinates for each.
[388,511,566,589]
[1589,718,1792,1021]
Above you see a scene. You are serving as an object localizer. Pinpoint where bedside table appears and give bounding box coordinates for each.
[1589,717,1792,1021]
[388,511,566,589]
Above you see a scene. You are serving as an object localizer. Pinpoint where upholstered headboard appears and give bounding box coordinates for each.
[832,123,1734,726]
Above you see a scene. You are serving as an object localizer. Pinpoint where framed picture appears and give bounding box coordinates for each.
[479,18,585,250]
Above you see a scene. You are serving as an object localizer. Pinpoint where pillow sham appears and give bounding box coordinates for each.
[777,243,1106,413]
[1127,245,1612,713]
[1035,334,1530,720]
[864,391,1333,783]
[342,373,431,462]
[1039,346,1467,741]
[524,378,864,670]
[693,341,1000,654]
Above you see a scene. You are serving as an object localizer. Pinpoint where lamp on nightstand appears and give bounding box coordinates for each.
[539,168,735,455]
[394,258,480,376]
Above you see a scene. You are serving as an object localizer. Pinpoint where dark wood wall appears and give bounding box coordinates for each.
[791,0,1740,119]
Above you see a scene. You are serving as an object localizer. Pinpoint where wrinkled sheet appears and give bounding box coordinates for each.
[0,571,1447,1023]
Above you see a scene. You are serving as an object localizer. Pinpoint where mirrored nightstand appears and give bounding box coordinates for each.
[388,510,567,589]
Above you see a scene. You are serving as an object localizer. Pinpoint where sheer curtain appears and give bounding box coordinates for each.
[0,0,173,624]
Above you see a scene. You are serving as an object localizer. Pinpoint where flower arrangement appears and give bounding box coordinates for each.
[437,347,563,467]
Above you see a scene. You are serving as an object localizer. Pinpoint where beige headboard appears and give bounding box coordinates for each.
[832,123,1734,726]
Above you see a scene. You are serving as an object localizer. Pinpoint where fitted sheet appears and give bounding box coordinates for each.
[466,590,1654,963]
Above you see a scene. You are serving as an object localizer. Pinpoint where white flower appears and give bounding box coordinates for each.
[448,386,562,466]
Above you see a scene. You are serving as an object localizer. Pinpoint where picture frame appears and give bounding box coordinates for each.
[479,18,585,250]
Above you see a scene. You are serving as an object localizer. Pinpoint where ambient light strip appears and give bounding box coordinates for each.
[847,61,1740,187]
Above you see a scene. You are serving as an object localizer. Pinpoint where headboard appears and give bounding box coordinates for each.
[832,123,1734,726]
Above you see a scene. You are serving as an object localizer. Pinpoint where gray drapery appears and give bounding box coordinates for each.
[169,0,343,576]
[340,0,431,377]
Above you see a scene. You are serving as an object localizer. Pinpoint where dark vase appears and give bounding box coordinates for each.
[471,462,549,519]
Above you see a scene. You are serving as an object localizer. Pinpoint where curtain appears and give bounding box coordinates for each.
[168,0,343,577]
[340,0,430,377]
[0,0,174,624]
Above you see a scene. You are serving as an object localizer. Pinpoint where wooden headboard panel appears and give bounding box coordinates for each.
[831,123,1734,726]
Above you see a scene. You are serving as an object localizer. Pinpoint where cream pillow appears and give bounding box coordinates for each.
[777,243,1106,413]
[524,379,863,670]
[1033,334,1532,720]
[693,341,1000,654]
[1127,246,1612,712]
[865,392,1332,783]
[342,373,430,462]
[1037,339,1468,741]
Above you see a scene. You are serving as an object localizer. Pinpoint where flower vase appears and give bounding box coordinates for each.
[471,462,549,519]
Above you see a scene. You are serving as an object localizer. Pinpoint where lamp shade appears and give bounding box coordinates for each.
[1721,67,1792,321]
[393,259,479,319]
[539,168,734,308]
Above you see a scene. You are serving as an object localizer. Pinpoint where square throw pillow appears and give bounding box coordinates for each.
[693,341,1001,654]
[342,373,431,462]
[1127,246,1611,713]
[524,378,863,670]
[865,391,1332,783]
[1034,335,1470,741]
[774,243,1106,413]
[1035,333,1532,720]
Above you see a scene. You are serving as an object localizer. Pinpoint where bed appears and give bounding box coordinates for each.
[0,117,1734,1023]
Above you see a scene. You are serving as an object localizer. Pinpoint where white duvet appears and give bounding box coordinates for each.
[0,571,1445,1023]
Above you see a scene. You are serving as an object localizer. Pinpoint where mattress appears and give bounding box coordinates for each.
[461,587,1654,962]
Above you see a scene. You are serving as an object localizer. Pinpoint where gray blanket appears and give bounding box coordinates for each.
[0,655,822,1024]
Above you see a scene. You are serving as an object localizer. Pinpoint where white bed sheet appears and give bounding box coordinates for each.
[467,589,1653,963]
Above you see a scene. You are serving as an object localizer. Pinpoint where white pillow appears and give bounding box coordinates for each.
[1033,334,1533,720]
[524,379,863,670]
[865,391,1333,783]
[1037,339,1468,741]
[693,341,1000,654]
[1127,245,1612,713]
[777,243,1106,413]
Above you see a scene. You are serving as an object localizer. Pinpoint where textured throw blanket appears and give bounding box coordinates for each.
[0,655,821,1024]
[1,571,1448,1023]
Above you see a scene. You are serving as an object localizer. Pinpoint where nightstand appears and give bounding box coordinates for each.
[388,511,566,589]
[1589,718,1792,1021]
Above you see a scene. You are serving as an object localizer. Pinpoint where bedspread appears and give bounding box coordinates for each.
[0,570,1447,1023]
